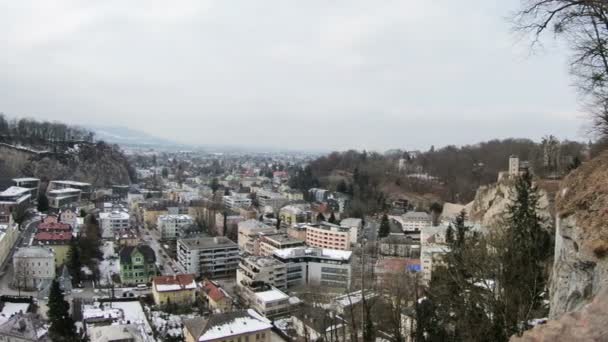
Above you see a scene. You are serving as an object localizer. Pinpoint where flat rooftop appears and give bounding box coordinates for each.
[0,186,31,197]
[243,255,284,268]
[12,177,39,182]
[179,236,238,249]
[51,180,91,187]
[263,233,304,244]
[273,247,352,261]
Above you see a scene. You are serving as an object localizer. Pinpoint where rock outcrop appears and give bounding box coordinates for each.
[0,141,135,188]
[468,176,553,229]
[549,151,608,318]
[510,286,608,341]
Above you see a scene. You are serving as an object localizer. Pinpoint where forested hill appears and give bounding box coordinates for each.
[0,114,136,188]
[289,138,590,212]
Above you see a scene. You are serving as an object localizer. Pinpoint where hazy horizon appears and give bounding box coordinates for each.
[0,1,589,151]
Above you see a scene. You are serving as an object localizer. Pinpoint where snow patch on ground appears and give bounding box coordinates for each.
[1,303,29,317]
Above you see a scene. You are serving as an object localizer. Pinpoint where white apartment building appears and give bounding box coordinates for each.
[237,220,276,255]
[273,247,352,289]
[47,188,82,209]
[256,190,288,212]
[259,234,305,257]
[48,180,92,199]
[157,214,194,240]
[237,255,287,290]
[305,223,353,251]
[13,246,56,289]
[420,224,450,284]
[177,236,239,278]
[99,211,130,239]
[239,285,292,318]
[392,212,432,232]
[60,209,78,230]
[223,193,252,210]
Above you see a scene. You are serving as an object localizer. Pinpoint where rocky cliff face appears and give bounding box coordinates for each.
[510,151,608,340]
[468,176,553,229]
[0,141,134,188]
[549,151,608,318]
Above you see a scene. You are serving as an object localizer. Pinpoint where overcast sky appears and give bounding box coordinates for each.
[0,0,588,152]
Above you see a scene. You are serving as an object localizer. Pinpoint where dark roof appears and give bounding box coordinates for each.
[119,244,156,264]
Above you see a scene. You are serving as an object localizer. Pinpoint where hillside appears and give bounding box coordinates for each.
[0,116,135,188]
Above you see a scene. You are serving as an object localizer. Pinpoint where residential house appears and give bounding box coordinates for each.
[201,279,232,313]
[183,310,272,342]
[152,274,197,306]
[13,246,55,290]
[32,230,71,266]
[59,208,79,230]
[118,245,157,285]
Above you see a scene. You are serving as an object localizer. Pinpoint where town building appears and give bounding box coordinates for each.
[237,283,292,318]
[177,236,239,278]
[157,214,194,240]
[88,324,144,342]
[305,223,353,251]
[59,208,79,230]
[259,234,305,257]
[118,245,157,285]
[99,211,130,239]
[32,230,72,266]
[0,219,19,268]
[152,274,197,306]
[0,186,33,205]
[256,189,288,212]
[278,204,312,227]
[47,188,82,209]
[183,310,272,342]
[272,247,352,288]
[420,224,451,284]
[0,313,50,342]
[222,193,252,210]
[237,255,287,290]
[391,212,432,233]
[13,246,55,290]
[48,180,92,199]
[12,177,40,199]
[201,279,232,313]
[237,220,276,255]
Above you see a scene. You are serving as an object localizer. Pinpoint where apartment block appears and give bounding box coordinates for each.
[177,236,239,278]
[237,255,287,290]
[259,234,305,257]
[237,220,276,255]
[157,214,194,240]
[222,193,252,210]
[305,223,353,251]
[272,247,352,289]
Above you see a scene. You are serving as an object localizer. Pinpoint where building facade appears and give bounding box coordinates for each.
[177,236,239,278]
[272,247,352,289]
[118,245,157,285]
[152,274,197,306]
[157,214,194,240]
[13,247,56,290]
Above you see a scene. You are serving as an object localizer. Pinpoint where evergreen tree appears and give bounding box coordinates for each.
[328,212,337,224]
[445,224,454,244]
[378,214,390,238]
[316,212,325,222]
[501,171,553,336]
[210,178,220,194]
[37,193,49,212]
[48,279,78,341]
[67,238,82,284]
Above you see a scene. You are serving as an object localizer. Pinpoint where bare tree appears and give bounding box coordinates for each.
[13,259,32,294]
[516,0,608,137]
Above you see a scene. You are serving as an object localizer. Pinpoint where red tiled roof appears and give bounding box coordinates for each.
[153,274,196,292]
[34,232,72,242]
[202,279,228,302]
[41,215,59,224]
[38,222,71,230]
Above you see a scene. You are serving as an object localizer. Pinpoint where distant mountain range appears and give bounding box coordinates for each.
[90,126,188,149]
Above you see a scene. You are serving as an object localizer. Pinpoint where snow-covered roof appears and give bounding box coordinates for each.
[0,186,30,197]
[12,177,39,182]
[153,274,197,292]
[273,247,352,261]
[196,310,272,341]
[254,288,289,303]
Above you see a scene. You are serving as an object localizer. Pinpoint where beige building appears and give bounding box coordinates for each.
[0,218,20,268]
[259,234,305,257]
[305,223,353,251]
[237,220,276,255]
[237,255,287,290]
[201,279,232,313]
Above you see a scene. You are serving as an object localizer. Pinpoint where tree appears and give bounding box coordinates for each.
[161,167,169,178]
[13,259,31,295]
[210,178,220,194]
[48,279,78,341]
[516,1,608,138]
[316,212,325,222]
[378,214,390,238]
[11,205,27,225]
[328,212,337,224]
[67,238,82,285]
[37,193,50,212]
